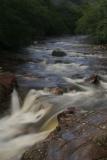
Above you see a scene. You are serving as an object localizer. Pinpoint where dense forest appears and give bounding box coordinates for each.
[77,0,107,44]
[0,0,107,49]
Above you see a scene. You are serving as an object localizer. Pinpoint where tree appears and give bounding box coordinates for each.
[77,0,107,43]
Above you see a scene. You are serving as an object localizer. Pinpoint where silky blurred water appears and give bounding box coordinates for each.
[0,36,107,90]
[0,36,107,160]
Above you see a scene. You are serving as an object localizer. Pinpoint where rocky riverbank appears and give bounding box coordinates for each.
[22,108,107,160]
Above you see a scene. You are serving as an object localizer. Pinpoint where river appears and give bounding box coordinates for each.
[0,35,107,160]
[0,35,107,90]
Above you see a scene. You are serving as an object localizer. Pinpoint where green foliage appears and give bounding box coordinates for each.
[0,0,81,49]
[0,0,44,48]
[56,3,82,34]
[77,0,107,43]
[1,0,106,48]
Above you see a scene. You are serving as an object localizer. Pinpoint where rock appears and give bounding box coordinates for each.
[85,74,99,84]
[0,73,17,99]
[50,87,64,95]
[22,108,107,160]
[0,73,17,91]
[0,73,17,116]
[52,49,66,57]
[55,60,63,63]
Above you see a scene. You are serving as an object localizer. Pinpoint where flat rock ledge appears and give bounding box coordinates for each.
[21,108,107,160]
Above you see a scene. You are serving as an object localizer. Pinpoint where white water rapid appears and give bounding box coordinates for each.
[1,36,107,160]
[0,75,107,160]
[0,89,52,160]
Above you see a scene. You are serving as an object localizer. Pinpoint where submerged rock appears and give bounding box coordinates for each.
[22,108,107,160]
[52,49,66,57]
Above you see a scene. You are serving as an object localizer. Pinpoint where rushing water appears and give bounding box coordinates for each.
[0,36,107,160]
[0,35,107,89]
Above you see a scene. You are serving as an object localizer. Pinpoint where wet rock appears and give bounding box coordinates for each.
[50,87,64,95]
[52,49,66,57]
[44,87,68,95]
[0,73,17,116]
[85,74,99,84]
[54,60,63,63]
[0,73,17,91]
[22,108,107,160]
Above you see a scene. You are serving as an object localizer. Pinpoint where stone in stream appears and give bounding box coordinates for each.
[21,108,107,160]
[52,49,66,57]
[0,73,17,116]
[85,74,100,85]
[50,87,64,95]
[0,72,17,95]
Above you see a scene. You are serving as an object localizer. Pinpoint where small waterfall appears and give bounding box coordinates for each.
[0,89,52,160]
[0,75,107,160]
[11,89,20,114]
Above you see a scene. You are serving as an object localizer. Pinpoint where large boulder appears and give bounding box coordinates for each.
[22,108,107,160]
[0,73,17,116]
[0,73,16,91]
[52,49,66,57]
